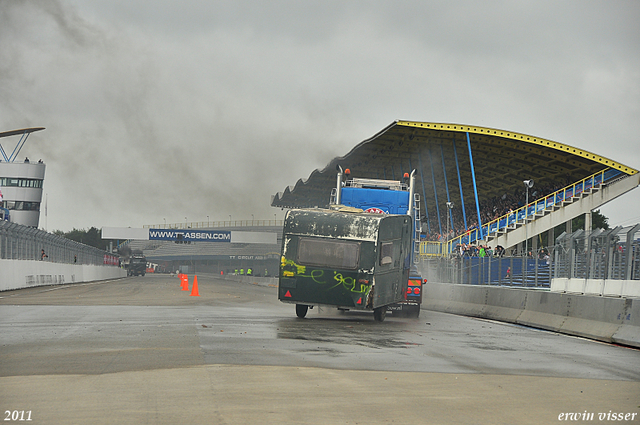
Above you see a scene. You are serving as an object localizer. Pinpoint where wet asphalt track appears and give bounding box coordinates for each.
[1,274,638,424]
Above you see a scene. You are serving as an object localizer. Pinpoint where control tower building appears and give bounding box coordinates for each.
[0,128,46,228]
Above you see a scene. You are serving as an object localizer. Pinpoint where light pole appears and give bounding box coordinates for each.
[207,215,209,227]
[446,202,454,255]
[163,218,166,227]
[523,179,534,256]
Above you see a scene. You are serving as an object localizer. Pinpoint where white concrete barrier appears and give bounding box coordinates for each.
[0,259,127,291]
[551,278,640,298]
[612,299,640,347]
[584,279,604,296]
[424,281,640,348]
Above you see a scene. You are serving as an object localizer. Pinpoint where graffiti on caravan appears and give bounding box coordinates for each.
[148,229,231,242]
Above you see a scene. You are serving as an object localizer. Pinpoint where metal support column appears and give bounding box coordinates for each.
[427,147,443,236]
[440,144,454,238]
[418,152,431,234]
[453,140,468,231]
[466,133,483,240]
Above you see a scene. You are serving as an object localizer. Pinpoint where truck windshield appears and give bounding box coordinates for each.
[297,237,360,269]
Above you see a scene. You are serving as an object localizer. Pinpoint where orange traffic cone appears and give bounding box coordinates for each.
[181,275,189,291]
[190,275,200,297]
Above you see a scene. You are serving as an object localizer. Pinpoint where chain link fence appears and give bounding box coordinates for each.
[419,250,554,288]
[554,225,640,281]
[0,221,116,265]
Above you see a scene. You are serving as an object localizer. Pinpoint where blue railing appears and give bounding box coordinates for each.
[425,168,624,255]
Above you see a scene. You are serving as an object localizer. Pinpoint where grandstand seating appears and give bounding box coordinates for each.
[426,167,640,255]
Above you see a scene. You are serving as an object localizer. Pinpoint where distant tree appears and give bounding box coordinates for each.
[53,227,106,250]
[552,209,609,238]
[570,209,609,232]
[540,210,610,247]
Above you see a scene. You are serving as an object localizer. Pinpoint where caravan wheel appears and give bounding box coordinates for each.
[373,307,386,322]
[295,304,308,318]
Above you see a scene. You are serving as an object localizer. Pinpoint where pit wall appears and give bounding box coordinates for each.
[0,259,127,292]
[423,281,639,348]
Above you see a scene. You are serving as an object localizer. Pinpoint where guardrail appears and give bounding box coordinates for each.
[424,168,624,255]
[419,240,444,257]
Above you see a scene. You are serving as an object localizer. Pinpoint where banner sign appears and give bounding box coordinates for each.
[102,227,276,244]
[148,229,231,242]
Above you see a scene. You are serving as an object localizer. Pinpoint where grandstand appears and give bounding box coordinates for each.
[271,121,640,256]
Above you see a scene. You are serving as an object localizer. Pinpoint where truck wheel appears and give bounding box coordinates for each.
[373,307,386,322]
[295,304,308,318]
[410,306,421,318]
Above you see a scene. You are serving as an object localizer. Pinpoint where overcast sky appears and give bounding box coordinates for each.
[2,0,639,232]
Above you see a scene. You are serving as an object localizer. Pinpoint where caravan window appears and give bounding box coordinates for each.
[379,240,401,268]
[380,242,393,265]
[297,238,360,269]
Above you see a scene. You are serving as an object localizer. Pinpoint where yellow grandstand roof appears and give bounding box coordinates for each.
[397,121,636,175]
[271,121,638,215]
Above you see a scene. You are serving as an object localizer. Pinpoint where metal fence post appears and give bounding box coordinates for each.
[534,252,539,287]
[625,224,640,280]
[605,227,622,280]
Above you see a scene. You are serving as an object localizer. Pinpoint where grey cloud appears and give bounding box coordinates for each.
[1,0,639,230]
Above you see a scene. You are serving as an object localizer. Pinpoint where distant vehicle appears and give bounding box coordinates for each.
[127,251,147,276]
[278,167,423,322]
